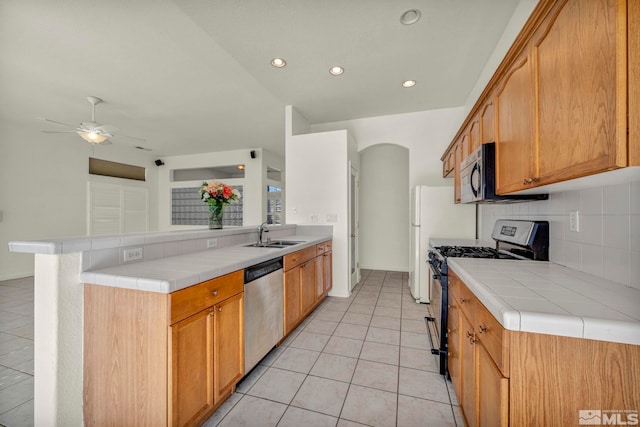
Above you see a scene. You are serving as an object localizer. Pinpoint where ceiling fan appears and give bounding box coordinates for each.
[39,96,146,146]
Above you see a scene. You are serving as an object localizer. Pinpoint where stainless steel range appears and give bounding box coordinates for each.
[426,219,549,376]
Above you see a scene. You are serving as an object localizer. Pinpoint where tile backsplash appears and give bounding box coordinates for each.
[479,180,640,289]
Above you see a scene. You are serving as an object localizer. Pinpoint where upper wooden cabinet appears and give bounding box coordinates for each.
[469,118,481,154]
[441,0,638,194]
[533,0,628,185]
[495,51,535,194]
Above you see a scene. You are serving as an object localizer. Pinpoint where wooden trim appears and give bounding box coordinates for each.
[510,331,640,426]
[84,284,169,427]
[630,0,640,165]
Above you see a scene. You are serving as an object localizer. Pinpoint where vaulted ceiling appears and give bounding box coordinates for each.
[0,0,522,157]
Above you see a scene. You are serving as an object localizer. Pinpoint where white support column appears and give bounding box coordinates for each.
[34,253,83,427]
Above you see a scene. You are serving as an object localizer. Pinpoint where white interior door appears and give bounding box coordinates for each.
[349,163,360,289]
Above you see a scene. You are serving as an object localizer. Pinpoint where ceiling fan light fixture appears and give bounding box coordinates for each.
[329,66,344,76]
[402,80,417,88]
[271,58,287,68]
[79,131,108,144]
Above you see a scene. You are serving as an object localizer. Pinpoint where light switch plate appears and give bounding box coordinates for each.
[207,238,218,248]
[310,214,318,222]
[569,210,580,232]
[327,213,338,222]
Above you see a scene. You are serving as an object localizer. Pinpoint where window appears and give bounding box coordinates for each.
[267,185,282,225]
[172,186,243,226]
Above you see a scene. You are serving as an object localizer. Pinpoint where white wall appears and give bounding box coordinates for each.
[463,0,539,115]
[0,123,159,280]
[359,144,410,271]
[285,128,354,296]
[309,108,467,273]
[157,148,284,229]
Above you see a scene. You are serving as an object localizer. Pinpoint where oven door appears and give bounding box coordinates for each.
[426,256,448,376]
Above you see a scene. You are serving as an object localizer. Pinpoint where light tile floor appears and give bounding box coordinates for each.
[0,276,34,427]
[0,270,464,427]
[205,269,464,427]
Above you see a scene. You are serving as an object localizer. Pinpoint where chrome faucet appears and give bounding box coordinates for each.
[257,221,269,245]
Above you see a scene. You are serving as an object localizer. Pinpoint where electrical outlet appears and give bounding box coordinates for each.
[123,247,143,263]
[327,213,338,222]
[207,238,218,248]
[310,214,318,222]
[569,210,580,232]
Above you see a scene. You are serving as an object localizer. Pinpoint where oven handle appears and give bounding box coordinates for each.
[424,316,445,356]
[427,259,445,281]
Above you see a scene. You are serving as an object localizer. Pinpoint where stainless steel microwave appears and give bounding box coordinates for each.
[460,143,548,204]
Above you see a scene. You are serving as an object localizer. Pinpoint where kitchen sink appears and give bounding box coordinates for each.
[245,240,303,248]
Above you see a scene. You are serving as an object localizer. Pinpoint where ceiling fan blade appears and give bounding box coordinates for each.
[38,117,77,128]
[94,124,119,133]
[41,130,78,134]
[110,133,146,142]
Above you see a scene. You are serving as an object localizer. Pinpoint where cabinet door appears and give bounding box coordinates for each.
[447,301,461,399]
[170,308,214,427]
[480,100,495,144]
[477,344,508,427]
[315,255,324,300]
[460,313,477,427]
[469,119,481,154]
[534,0,626,185]
[495,51,535,194]
[323,252,332,294]
[631,0,640,165]
[300,260,317,316]
[284,268,302,335]
[213,292,244,404]
[454,143,462,204]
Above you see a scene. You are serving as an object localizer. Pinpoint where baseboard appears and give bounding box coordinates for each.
[0,272,34,282]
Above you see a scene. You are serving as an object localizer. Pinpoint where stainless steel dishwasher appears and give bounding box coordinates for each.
[244,257,284,373]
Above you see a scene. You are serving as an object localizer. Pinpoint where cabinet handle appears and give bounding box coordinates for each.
[218,307,222,312]
[212,290,218,296]
[523,179,528,185]
[208,310,214,317]
[478,325,488,334]
[460,298,468,305]
[531,177,538,183]
[469,337,477,345]
[466,331,474,339]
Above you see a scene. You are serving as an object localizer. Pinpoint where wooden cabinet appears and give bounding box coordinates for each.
[533,0,627,186]
[495,51,535,194]
[448,267,639,426]
[448,270,508,427]
[171,308,214,427]
[213,292,244,403]
[454,143,463,204]
[84,270,244,427]
[322,246,333,294]
[283,240,332,336]
[442,0,638,194]
[480,100,495,144]
[469,118,481,154]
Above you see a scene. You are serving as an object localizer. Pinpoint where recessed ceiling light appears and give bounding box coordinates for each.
[400,9,422,25]
[402,80,417,88]
[271,58,286,68]
[329,66,344,76]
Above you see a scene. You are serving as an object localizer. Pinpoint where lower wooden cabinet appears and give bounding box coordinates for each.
[477,344,508,427]
[448,267,639,427]
[283,240,332,336]
[84,270,244,427]
[171,308,215,427]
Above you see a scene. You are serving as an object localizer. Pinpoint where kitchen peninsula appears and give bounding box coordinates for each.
[8,224,332,426]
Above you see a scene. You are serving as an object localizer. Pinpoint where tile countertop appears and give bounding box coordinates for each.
[80,234,331,294]
[447,258,640,345]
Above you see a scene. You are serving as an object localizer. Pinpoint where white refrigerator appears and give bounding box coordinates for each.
[409,185,476,303]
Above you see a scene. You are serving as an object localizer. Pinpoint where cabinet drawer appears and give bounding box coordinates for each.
[170,270,243,325]
[284,246,317,271]
[316,240,332,256]
[456,281,476,324]
[476,302,510,377]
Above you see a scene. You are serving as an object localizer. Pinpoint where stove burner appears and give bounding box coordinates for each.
[435,245,517,259]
